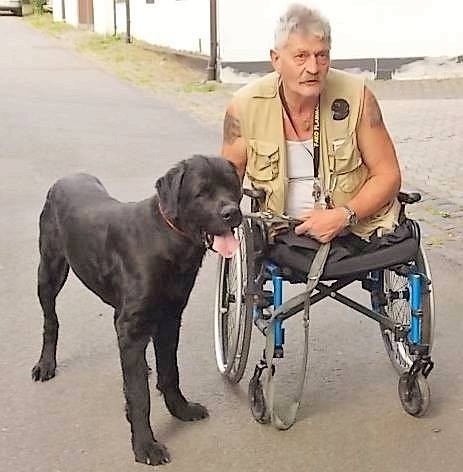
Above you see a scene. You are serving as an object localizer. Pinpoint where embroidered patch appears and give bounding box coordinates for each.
[331,99,350,120]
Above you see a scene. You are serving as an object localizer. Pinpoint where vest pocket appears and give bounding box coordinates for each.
[328,133,366,196]
[246,140,280,181]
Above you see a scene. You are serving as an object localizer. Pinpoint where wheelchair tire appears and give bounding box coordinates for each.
[214,220,254,384]
[375,246,435,375]
[398,371,430,417]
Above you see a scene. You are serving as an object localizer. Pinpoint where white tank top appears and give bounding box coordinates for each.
[285,139,317,218]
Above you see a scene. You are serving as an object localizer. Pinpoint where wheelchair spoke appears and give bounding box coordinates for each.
[376,246,434,375]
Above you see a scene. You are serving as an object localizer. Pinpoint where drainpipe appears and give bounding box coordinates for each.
[207,0,218,81]
[125,0,131,43]
[113,0,117,36]
[61,0,65,21]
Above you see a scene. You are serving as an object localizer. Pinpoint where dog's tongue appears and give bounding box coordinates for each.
[212,231,239,258]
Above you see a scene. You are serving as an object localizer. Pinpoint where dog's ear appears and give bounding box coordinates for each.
[155,161,186,221]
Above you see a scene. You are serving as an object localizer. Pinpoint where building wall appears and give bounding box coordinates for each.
[120,0,210,54]
[52,0,63,21]
[218,0,463,61]
[93,0,114,35]
[57,1,462,64]
[115,1,126,34]
[53,0,79,26]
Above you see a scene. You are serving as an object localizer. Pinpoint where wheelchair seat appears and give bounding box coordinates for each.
[321,235,418,279]
[267,220,420,283]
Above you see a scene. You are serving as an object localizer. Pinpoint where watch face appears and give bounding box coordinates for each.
[343,206,357,225]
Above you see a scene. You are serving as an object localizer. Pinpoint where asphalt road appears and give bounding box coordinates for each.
[1,16,462,472]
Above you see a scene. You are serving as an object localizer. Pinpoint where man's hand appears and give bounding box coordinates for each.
[294,207,347,243]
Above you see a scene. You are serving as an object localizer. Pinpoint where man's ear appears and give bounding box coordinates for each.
[270,49,281,74]
[155,161,186,221]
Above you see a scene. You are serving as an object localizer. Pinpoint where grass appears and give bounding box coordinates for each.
[26,12,74,35]
[425,207,451,218]
[183,82,218,93]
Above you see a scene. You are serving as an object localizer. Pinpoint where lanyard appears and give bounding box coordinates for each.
[279,83,323,206]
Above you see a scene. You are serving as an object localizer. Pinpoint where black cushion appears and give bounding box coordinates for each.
[322,237,418,279]
[267,220,420,283]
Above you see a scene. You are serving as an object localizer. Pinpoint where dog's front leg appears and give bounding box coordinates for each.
[116,316,170,466]
[153,315,209,421]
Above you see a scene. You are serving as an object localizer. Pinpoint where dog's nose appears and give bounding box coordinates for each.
[220,204,242,226]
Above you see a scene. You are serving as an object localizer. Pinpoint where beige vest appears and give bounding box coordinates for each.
[234,69,399,240]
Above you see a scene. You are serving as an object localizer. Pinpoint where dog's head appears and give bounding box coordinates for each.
[156,155,243,257]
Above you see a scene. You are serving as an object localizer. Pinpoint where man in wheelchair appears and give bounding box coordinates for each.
[223,3,403,255]
[217,3,434,427]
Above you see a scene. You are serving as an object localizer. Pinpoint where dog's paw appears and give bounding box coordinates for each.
[31,360,56,382]
[133,440,170,466]
[172,401,209,421]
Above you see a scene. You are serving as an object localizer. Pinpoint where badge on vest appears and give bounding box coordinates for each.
[331,99,350,120]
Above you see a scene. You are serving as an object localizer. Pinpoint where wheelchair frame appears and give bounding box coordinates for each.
[214,189,435,426]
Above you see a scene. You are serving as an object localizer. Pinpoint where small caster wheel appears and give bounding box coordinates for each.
[398,371,430,417]
[248,375,270,424]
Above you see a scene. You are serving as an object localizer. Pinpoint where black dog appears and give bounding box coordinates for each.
[32,155,242,466]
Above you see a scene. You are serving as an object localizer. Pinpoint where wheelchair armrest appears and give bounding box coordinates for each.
[398,190,421,205]
[244,187,266,213]
[243,187,266,200]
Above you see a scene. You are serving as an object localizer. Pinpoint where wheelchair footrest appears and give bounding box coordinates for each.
[273,346,284,358]
[409,344,431,357]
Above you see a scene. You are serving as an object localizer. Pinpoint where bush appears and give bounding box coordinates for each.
[32,0,47,14]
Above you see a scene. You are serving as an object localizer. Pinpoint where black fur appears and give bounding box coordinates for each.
[32,155,242,466]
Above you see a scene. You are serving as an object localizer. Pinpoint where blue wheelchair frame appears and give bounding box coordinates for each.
[261,263,425,356]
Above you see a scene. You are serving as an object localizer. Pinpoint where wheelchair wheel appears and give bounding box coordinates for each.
[214,220,254,383]
[398,371,430,417]
[376,246,435,374]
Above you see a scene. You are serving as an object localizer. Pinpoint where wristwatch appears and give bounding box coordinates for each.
[341,205,358,226]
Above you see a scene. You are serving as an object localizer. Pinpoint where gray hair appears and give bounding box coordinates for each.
[274,4,331,49]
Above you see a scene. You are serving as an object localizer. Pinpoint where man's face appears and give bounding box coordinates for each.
[271,33,330,100]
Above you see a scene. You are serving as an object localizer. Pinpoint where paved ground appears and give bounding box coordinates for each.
[1,15,463,472]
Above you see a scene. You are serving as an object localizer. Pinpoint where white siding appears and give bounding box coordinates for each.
[52,0,64,21]
[57,1,462,61]
[218,0,463,61]
[127,0,210,54]
[56,0,79,27]
[93,0,115,35]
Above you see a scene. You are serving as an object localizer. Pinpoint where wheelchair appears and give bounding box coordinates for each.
[214,188,435,428]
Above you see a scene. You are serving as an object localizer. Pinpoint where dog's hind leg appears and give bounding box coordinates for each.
[32,200,70,382]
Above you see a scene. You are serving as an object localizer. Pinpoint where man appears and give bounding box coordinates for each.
[222,3,401,246]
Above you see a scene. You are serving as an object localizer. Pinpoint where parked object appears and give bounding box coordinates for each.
[0,0,33,16]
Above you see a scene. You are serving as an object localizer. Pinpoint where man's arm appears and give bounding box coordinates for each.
[295,86,401,242]
[221,99,247,180]
[344,86,401,220]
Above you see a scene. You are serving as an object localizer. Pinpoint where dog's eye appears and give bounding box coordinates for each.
[195,188,208,198]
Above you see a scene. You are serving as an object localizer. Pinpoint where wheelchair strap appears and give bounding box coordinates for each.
[262,242,331,430]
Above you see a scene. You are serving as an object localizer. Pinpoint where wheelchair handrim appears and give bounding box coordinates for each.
[213,228,246,375]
